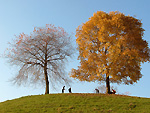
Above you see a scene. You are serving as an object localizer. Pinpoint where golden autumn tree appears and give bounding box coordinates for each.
[5,24,74,94]
[71,11,150,94]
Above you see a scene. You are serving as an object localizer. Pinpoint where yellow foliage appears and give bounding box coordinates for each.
[71,11,150,85]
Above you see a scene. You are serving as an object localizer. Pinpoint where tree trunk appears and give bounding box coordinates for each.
[44,66,49,94]
[106,75,110,94]
[44,43,49,94]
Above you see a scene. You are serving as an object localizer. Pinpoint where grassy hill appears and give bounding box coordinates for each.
[0,93,150,113]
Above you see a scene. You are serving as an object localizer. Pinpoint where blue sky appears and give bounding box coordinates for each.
[0,0,150,102]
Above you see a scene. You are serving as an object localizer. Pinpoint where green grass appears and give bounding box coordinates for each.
[0,93,150,113]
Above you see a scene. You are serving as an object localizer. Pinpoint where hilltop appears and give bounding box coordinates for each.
[0,93,150,113]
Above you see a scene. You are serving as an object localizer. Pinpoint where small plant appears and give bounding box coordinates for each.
[57,107,62,113]
[108,108,113,112]
[68,106,75,109]
[129,103,136,110]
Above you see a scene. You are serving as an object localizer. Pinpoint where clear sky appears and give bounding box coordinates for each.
[0,0,150,102]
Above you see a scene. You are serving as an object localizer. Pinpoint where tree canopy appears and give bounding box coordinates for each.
[71,11,150,94]
[5,24,74,94]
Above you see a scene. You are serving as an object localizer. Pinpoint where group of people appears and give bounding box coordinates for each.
[62,86,72,93]
[62,86,116,94]
[95,88,116,94]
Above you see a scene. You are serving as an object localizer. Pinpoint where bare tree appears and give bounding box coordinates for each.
[5,24,74,94]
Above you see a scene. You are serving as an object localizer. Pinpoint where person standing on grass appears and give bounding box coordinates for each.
[68,87,72,93]
[95,89,99,94]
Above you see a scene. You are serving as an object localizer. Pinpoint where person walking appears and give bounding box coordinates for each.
[62,86,65,93]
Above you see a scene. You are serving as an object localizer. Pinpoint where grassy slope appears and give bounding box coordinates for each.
[0,93,150,113]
